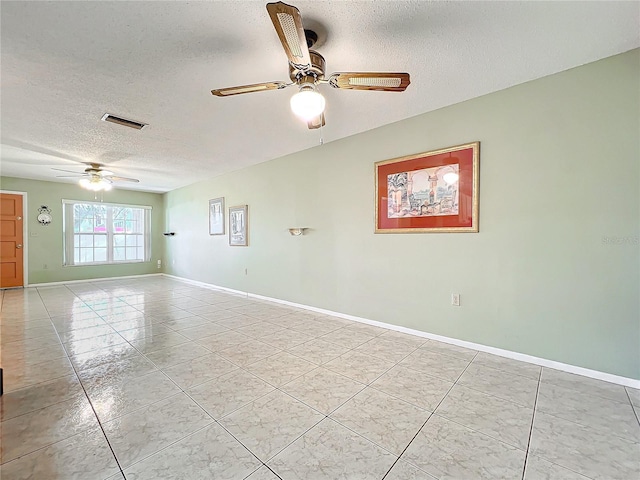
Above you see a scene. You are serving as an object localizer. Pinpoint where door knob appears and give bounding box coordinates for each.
[16,244,23,249]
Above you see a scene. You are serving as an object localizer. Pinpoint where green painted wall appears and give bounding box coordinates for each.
[164,49,640,379]
[0,177,164,284]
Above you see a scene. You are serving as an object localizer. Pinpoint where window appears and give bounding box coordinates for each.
[63,200,152,265]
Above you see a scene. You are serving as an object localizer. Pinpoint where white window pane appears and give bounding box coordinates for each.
[114,235,125,247]
[137,246,145,259]
[74,234,80,247]
[95,212,107,231]
[74,249,80,263]
[80,220,93,233]
[94,235,107,247]
[114,247,125,261]
[80,249,93,263]
[126,247,137,259]
[80,235,93,247]
[94,248,107,262]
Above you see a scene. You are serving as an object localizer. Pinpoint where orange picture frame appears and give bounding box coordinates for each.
[375,142,480,233]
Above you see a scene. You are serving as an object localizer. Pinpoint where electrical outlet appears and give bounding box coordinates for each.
[451,293,460,306]
[157,259,162,269]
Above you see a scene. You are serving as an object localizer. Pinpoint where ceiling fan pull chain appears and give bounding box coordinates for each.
[319,122,324,146]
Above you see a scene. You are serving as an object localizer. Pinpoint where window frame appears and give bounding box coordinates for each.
[62,199,152,266]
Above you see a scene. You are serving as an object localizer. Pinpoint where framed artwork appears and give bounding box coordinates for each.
[209,197,225,235]
[375,142,479,233]
[229,205,248,246]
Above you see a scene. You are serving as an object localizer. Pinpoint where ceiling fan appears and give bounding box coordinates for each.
[53,163,139,191]
[211,2,411,129]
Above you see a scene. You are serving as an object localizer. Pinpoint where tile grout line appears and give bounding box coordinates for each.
[135,342,283,475]
[624,388,640,427]
[526,406,640,445]
[520,380,603,480]
[36,285,128,480]
[472,356,543,381]
[444,377,536,410]
[520,367,542,480]
[380,351,480,480]
[216,411,321,479]
[114,421,218,477]
[0,374,84,425]
[158,366,287,479]
[154,325,401,478]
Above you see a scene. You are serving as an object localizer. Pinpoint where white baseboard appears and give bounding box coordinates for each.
[27,273,163,288]
[161,274,249,297]
[162,274,640,389]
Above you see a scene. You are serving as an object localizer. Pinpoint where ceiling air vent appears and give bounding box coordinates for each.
[101,113,147,130]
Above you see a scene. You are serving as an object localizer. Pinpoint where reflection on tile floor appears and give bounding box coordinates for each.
[1,277,638,479]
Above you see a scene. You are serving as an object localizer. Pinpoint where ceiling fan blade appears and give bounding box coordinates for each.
[106,175,140,183]
[211,81,288,97]
[266,2,311,70]
[52,167,87,174]
[307,113,325,130]
[328,72,411,92]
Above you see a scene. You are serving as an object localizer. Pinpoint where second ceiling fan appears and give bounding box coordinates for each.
[53,163,139,191]
[211,2,411,129]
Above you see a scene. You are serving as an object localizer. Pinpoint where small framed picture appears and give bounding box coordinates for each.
[209,197,225,235]
[229,205,248,246]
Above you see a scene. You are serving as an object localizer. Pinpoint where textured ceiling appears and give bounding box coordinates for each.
[1,1,638,193]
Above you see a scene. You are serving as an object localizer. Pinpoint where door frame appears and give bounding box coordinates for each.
[0,190,28,287]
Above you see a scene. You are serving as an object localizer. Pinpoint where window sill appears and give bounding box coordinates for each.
[63,261,147,267]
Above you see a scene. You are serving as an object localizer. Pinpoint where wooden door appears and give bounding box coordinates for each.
[0,193,24,288]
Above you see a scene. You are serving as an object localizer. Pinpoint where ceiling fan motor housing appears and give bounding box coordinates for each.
[289,50,326,83]
[304,29,318,48]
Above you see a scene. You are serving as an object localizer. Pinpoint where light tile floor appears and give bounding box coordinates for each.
[1,277,639,479]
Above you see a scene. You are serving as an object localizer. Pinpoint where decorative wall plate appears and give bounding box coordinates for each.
[37,205,52,225]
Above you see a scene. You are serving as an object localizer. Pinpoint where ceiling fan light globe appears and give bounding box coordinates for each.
[290,90,325,121]
[79,176,112,191]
